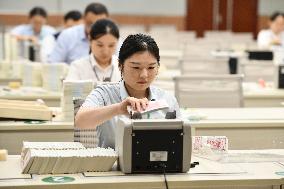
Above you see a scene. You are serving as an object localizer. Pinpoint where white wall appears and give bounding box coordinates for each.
[0,0,187,16]
[1,0,284,17]
[258,0,284,15]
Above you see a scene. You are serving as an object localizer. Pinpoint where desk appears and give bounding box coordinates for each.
[244,88,284,107]
[0,86,61,107]
[0,153,283,189]
[0,77,21,85]
[0,121,74,155]
[154,74,284,107]
[183,108,284,150]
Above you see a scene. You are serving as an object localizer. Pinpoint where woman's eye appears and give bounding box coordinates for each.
[97,44,103,47]
[148,67,155,69]
[132,67,140,70]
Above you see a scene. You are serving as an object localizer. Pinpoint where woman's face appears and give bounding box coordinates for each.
[90,34,118,64]
[271,15,284,34]
[30,15,46,34]
[122,51,159,92]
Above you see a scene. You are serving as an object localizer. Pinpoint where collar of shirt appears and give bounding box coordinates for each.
[119,80,157,101]
[89,53,113,72]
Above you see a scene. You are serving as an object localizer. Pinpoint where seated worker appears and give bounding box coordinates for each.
[10,7,56,57]
[40,10,83,62]
[66,19,121,82]
[257,12,284,48]
[75,33,181,149]
[48,3,109,64]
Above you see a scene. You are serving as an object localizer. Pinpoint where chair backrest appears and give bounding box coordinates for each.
[174,74,244,108]
[180,58,230,75]
[240,60,275,82]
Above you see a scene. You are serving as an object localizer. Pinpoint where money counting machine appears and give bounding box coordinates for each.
[116,117,191,174]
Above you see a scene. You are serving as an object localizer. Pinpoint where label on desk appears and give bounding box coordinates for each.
[42,176,75,183]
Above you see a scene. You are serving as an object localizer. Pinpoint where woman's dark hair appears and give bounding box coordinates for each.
[29,7,47,18]
[84,3,108,16]
[89,19,119,40]
[64,10,82,22]
[118,33,160,68]
[270,12,284,21]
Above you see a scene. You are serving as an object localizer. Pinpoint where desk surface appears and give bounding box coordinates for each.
[0,151,283,189]
[183,107,284,121]
[0,77,21,85]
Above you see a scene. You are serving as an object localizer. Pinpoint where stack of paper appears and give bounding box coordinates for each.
[42,63,69,92]
[61,80,94,121]
[193,136,228,152]
[3,33,18,62]
[127,99,169,115]
[0,99,53,120]
[74,128,99,148]
[21,142,117,174]
[0,62,13,78]
[22,62,42,87]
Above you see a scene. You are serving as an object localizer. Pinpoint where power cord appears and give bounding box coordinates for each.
[159,163,169,189]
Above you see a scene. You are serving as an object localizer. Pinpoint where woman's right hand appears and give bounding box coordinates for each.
[119,97,149,115]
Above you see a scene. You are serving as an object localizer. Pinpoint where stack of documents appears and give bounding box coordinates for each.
[0,62,13,78]
[42,63,69,92]
[21,142,117,174]
[61,80,94,121]
[22,62,42,87]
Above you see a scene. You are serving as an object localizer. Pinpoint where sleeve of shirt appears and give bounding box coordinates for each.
[65,61,81,80]
[81,87,106,108]
[10,25,25,35]
[48,31,69,63]
[40,35,56,62]
[171,96,181,118]
[257,30,270,48]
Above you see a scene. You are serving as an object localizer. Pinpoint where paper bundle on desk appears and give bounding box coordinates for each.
[0,62,13,78]
[21,142,117,174]
[22,62,42,87]
[3,33,18,62]
[61,80,94,121]
[192,136,228,161]
[42,63,69,92]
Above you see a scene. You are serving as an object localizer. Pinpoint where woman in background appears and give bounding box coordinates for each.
[66,18,120,82]
[75,33,180,148]
[257,12,284,48]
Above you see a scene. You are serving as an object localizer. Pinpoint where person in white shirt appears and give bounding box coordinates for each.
[48,3,109,64]
[40,10,83,62]
[10,7,56,58]
[257,12,284,48]
[66,19,121,82]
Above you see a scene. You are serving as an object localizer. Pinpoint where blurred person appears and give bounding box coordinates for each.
[66,19,121,82]
[257,12,284,48]
[40,10,83,62]
[48,3,109,64]
[11,7,55,44]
